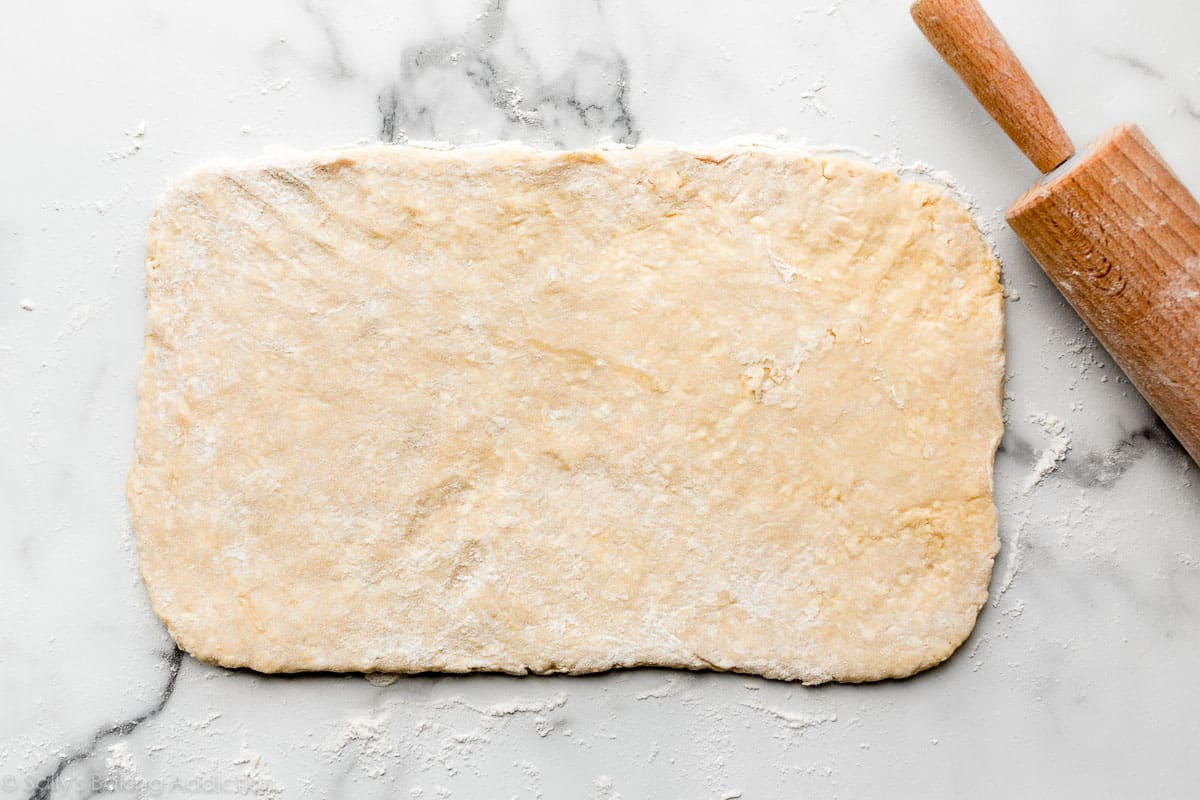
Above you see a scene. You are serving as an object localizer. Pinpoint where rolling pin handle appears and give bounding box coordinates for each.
[911,0,1075,173]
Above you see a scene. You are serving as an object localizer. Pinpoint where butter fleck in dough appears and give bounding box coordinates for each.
[129,144,1004,684]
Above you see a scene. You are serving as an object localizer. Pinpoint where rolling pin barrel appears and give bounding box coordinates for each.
[1008,126,1200,462]
[912,0,1200,464]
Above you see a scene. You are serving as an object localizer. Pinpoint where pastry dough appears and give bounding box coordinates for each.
[129,144,1003,683]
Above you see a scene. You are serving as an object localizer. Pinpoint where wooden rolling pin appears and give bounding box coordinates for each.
[911,0,1200,464]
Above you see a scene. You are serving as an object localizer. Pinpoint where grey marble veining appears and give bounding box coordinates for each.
[374,0,639,146]
[23,649,181,800]
[3,0,1200,797]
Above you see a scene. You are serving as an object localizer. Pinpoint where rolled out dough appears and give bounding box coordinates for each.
[129,144,1003,683]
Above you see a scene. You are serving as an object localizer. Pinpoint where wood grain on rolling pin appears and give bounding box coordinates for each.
[1008,124,1200,461]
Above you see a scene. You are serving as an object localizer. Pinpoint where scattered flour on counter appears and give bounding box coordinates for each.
[1023,413,1072,494]
[588,775,621,800]
[1002,599,1027,618]
[41,184,133,214]
[796,79,828,115]
[740,702,837,731]
[514,760,545,799]
[104,742,136,783]
[795,0,845,18]
[321,712,393,778]
[532,716,556,738]
[995,511,1031,604]
[232,747,283,798]
[994,412,1073,600]
[188,710,223,730]
[104,120,147,162]
[55,302,95,343]
[309,692,575,782]
[634,678,678,700]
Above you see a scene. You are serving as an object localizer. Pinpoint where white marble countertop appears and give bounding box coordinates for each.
[3,0,1199,797]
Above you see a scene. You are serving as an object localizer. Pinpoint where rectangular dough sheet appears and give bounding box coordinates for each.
[129,144,1004,684]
